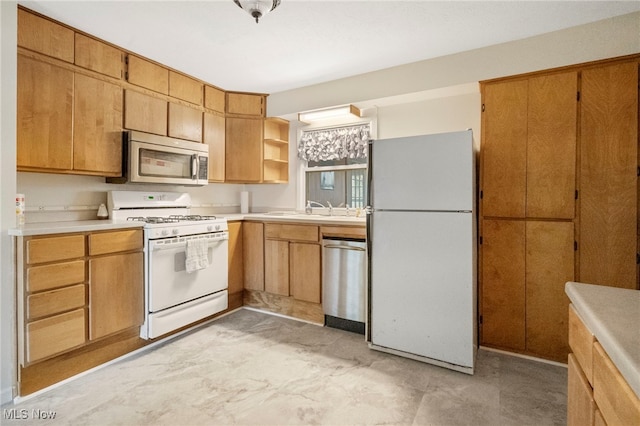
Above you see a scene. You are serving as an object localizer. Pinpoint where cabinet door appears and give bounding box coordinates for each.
[89,252,143,340]
[204,85,225,113]
[168,102,203,142]
[567,353,596,426]
[526,72,577,219]
[74,73,123,175]
[264,240,289,296]
[580,61,638,289]
[74,33,122,79]
[290,242,321,303]
[204,112,225,182]
[169,71,203,105]
[17,55,74,171]
[243,222,264,291]
[226,92,264,116]
[124,90,167,136]
[18,8,74,62]
[126,55,168,94]
[481,219,526,351]
[525,220,574,361]
[228,222,244,295]
[226,117,263,182]
[481,80,528,218]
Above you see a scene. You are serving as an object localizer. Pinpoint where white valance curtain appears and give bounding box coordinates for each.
[297,124,370,162]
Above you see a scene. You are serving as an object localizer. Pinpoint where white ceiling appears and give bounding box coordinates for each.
[19,1,640,94]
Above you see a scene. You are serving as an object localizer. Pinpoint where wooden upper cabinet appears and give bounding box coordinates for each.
[18,8,74,63]
[205,85,226,113]
[579,61,638,289]
[204,112,225,182]
[124,89,168,136]
[226,92,265,117]
[526,72,577,219]
[126,55,169,95]
[481,79,528,218]
[74,33,123,79]
[226,117,263,182]
[73,73,123,176]
[168,102,203,142]
[17,55,74,171]
[169,71,203,105]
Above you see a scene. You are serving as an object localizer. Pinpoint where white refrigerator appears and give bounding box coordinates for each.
[367,130,477,374]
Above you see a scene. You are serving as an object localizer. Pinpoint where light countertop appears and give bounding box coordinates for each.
[8,220,144,236]
[8,214,365,237]
[565,281,640,398]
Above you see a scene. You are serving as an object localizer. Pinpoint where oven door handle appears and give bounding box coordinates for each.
[149,237,227,251]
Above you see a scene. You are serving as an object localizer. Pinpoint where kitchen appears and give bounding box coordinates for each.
[1,1,639,424]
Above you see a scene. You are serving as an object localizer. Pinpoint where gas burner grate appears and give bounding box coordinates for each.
[126,216,182,224]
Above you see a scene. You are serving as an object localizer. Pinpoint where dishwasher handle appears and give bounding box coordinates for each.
[324,244,366,252]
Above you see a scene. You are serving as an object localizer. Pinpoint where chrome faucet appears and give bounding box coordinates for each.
[327,201,333,216]
[345,204,351,217]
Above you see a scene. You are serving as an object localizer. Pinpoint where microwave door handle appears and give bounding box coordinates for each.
[191,154,198,180]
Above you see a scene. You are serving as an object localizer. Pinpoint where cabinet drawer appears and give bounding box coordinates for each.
[27,284,85,320]
[569,304,595,384]
[567,353,596,426]
[89,229,143,256]
[265,224,319,242]
[26,308,86,363]
[27,260,85,293]
[27,235,85,264]
[320,225,366,240]
[593,342,640,426]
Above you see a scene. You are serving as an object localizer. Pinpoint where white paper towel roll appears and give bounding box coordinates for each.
[240,191,250,214]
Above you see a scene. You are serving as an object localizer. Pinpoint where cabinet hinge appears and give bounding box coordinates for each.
[479,315,483,324]
[575,190,578,200]
[481,104,485,112]
[637,166,639,177]
[479,236,483,245]
[480,190,483,199]
[637,253,640,264]
[124,55,129,65]
[124,71,129,81]
[577,91,580,101]
[574,241,578,251]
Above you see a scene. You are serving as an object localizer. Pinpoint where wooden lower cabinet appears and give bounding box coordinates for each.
[481,219,574,362]
[17,228,145,396]
[89,252,143,340]
[243,222,265,291]
[290,243,321,304]
[265,239,290,296]
[228,222,244,295]
[568,306,640,426]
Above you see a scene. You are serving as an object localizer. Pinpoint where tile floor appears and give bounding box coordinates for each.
[3,308,567,425]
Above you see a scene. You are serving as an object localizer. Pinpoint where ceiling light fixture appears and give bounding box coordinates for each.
[233,0,281,23]
[298,105,362,123]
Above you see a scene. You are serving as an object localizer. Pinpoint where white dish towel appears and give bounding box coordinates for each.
[185,238,209,273]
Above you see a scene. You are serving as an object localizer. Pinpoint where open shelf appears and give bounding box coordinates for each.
[263,118,290,183]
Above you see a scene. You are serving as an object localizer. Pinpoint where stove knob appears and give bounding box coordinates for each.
[172,228,179,235]
[215,225,221,231]
[207,225,213,232]
[161,229,169,236]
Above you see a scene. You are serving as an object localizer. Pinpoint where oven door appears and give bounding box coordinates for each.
[147,232,228,313]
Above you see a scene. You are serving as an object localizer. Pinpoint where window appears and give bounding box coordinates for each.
[299,124,370,209]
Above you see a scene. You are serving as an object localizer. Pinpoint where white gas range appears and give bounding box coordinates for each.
[108,191,229,339]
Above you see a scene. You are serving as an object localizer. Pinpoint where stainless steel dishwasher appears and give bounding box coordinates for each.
[322,238,367,334]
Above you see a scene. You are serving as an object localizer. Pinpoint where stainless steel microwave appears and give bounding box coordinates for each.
[113,131,209,186]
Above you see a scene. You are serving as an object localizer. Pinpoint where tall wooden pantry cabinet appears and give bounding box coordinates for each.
[479,55,639,363]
